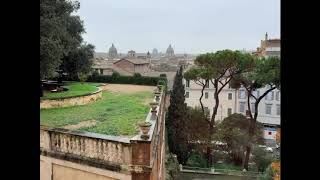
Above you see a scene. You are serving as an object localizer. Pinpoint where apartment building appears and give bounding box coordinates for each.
[183,78,280,141]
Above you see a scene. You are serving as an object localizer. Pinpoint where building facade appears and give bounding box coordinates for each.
[183,79,280,140]
[254,33,280,58]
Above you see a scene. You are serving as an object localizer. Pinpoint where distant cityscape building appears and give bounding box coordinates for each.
[152,48,158,57]
[166,44,175,57]
[127,50,136,58]
[108,43,118,59]
[254,33,280,57]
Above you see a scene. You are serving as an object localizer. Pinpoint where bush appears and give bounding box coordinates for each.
[133,73,142,78]
[166,153,180,180]
[252,146,273,172]
[258,166,275,180]
[213,150,229,164]
[186,153,207,168]
[160,73,167,78]
[77,72,88,83]
[87,74,167,86]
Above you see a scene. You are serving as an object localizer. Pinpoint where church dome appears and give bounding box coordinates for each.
[166,44,174,57]
[108,43,117,58]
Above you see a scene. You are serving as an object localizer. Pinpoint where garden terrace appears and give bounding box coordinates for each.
[41,82,101,100]
[40,84,167,180]
[40,84,155,136]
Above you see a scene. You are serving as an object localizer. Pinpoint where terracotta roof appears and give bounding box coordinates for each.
[115,58,150,65]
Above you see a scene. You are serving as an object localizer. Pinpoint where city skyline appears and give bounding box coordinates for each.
[77,0,280,54]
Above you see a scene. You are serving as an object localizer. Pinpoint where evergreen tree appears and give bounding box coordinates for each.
[166,66,189,164]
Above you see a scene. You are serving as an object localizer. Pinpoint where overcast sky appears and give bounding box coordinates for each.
[77,0,280,54]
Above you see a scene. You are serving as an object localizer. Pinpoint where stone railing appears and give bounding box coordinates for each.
[40,126,132,165]
[40,85,167,179]
[40,86,103,109]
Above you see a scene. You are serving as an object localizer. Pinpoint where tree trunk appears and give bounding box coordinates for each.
[199,84,206,114]
[243,86,276,170]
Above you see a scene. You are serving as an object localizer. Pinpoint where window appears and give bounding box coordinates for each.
[185,92,189,98]
[251,103,255,114]
[228,93,232,100]
[227,108,232,116]
[265,91,274,101]
[186,80,190,88]
[99,69,103,74]
[276,104,280,115]
[268,132,272,135]
[239,90,246,99]
[239,102,246,113]
[276,91,280,101]
[265,104,272,115]
[205,92,209,99]
[252,90,259,98]
[205,80,209,88]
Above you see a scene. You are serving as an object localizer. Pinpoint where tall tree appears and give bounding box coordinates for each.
[166,66,189,164]
[231,56,280,170]
[40,0,84,79]
[61,43,95,79]
[184,50,254,166]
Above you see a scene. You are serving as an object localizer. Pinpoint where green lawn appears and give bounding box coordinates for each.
[42,82,100,100]
[40,91,153,136]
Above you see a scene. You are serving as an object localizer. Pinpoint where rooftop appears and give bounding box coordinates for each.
[115,58,150,65]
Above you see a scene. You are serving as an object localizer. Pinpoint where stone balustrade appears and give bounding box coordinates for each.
[40,127,132,165]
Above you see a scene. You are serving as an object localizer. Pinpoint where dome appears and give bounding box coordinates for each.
[166,44,174,57]
[152,48,158,55]
[108,43,117,58]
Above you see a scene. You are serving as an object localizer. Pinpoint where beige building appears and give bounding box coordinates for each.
[184,79,237,122]
[254,33,280,58]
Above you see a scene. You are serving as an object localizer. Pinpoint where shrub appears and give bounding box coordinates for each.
[77,72,88,83]
[252,146,273,172]
[186,153,207,168]
[258,166,275,180]
[133,73,142,78]
[160,73,167,78]
[87,74,167,86]
[166,153,180,180]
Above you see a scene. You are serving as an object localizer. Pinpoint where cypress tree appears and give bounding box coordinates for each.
[166,66,189,164]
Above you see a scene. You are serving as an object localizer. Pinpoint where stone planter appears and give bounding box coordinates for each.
[138,122,152,139]
[157,85,163,91]
[149,102,159,113]
[154,92,161,102]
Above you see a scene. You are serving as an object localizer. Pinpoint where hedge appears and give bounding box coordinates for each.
[87,74,167,86]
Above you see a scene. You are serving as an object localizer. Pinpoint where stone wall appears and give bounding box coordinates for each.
[40,87,103,109]
[41,155,131,180]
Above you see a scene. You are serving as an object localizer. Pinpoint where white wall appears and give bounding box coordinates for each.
[184,79,236,122]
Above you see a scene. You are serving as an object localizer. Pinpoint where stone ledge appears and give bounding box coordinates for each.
[41,125,131,144]
[40,87,102,109]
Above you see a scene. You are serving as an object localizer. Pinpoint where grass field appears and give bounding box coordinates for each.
[40,90,153,136]
[42,82,100,99]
